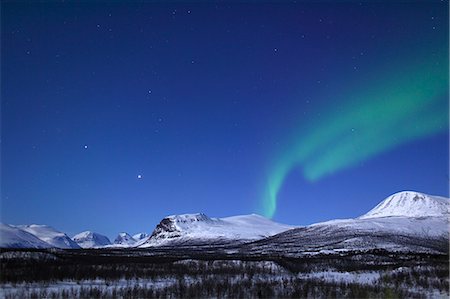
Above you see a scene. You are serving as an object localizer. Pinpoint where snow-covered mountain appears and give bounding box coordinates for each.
[18,225,80,249]
[243,191,449,256]
[140,213,294,247]
[72,231,111,248]
[2,191,447,252]
[131,233,150,247]
[360,191,449,219]
[316,191,449,238]
[133,233,149,241]
[113,232,136,246]
[0,223,53,249]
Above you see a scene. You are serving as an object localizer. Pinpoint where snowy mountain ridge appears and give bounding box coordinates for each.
[140,213,295,247]
[17,224,80,249]
[0,223,53,249]
[133,233,149,241]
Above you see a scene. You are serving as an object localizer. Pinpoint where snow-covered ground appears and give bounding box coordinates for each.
[0,278,179,299]
[1,266,446,298]
[299,271,381,285]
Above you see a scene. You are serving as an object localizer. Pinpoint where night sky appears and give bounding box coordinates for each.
[2,1,448,238]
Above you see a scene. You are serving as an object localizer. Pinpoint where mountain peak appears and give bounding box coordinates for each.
[113,232,136,245]
[166,213,212,223]
[360,191,449,219]
[132,232,149,241]
[72,231,111,248]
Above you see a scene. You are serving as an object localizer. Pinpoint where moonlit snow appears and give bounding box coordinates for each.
[1,191,448,250]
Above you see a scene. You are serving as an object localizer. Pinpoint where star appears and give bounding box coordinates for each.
[84,145,88,149]
[137,174,142,179]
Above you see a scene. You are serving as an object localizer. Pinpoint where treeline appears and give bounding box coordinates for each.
[1,257,279,284]
[0,249,448,298]
[3,276,428,299]
[1,249,448,284]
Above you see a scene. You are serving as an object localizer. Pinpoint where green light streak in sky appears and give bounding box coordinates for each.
[262,55,448,218]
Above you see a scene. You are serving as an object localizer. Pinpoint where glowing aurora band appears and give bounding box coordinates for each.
[262,57,448,218]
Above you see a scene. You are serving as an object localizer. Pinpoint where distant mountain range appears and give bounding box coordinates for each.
[1,191,448,254]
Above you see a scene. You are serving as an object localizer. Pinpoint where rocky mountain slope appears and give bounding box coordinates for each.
[139,213,294,247]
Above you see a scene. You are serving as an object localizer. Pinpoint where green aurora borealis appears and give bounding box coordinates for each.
[262,53,448,218]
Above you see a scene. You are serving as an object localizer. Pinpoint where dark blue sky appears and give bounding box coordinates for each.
[2,1,448,238]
